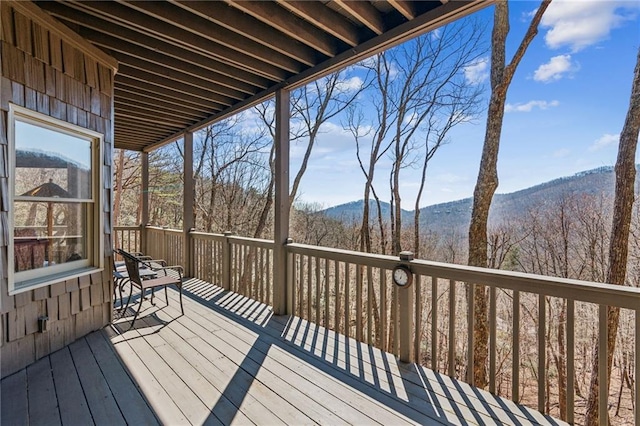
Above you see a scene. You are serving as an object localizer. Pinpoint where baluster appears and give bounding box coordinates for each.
[380,270,387,352]
[325,258,330,328]
[598,304,607,426]
[489,286,497,394]
[467,282,475,384]
[513,290,520,402]
[567,299,575,425]
[538,294,546,413]
[431,276,438,371]
[356,264,363,343]
[334,260,340,334]
[448,279,456,377]
[414,275,421,363]
[345,263,351,339]
[635,309,639,426]
[307,255,312,321]
[367,265,373,345]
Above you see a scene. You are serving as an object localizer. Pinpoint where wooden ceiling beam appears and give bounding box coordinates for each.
[114,104,198,127]
[116,79,223,113]
[388,0,417,20]
[225,1,342,58]
[52,1,289,81]
[99,49,248,102]
[116,128,168,140]
[115,114,180,131]
[114,87,210,118]
[114,92,205,121]
[120,1,304,73]
[332,0,386,35]
[276,1,364,47]
[116,76,225,112]
[117,64,236,106]
[170,0,323,63]
[76,31,261,96]
[39,1,272,89]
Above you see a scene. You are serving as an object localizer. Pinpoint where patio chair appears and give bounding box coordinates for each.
[117,248,184,328]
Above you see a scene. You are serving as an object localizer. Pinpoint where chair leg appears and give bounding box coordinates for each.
[130,289,144,329]
[178,284,184,315]
[165,286,169,306]
[123,281,134,313]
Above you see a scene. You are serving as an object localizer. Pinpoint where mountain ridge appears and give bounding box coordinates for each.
[321,166,635,234]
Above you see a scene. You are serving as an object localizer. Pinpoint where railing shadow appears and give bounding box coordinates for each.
[179,278,565,425]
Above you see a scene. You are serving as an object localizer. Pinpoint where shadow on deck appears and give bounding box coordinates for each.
[1,278,567,425]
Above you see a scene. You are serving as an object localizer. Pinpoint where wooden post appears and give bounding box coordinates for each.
[183,131,194,277]
[140,151,149,254]
[273,88,290,315]
[399,251,414,363]
[222,231,233,291]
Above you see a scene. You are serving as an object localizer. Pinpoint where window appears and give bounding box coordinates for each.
[8,105,103,293]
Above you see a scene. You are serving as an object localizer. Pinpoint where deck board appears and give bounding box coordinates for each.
[1,367,28,426]
[26,357,61,425]
[68,338,126,426]
[2,279,568,426]
[84,332,157,425]
[49,347,94,425]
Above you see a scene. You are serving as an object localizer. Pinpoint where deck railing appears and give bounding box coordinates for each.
[146,226,185,266]
[113,226,142,257]
[191,231,274,305]
[129,226,639,424]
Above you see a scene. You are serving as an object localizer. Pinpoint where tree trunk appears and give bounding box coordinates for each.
[584,46,640,425]
[467,0,550,389]
[113,149,125,248]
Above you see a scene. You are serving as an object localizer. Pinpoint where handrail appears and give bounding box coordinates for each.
[288,242,640,309]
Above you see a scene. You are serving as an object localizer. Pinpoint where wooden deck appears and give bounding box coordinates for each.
[1,279,567,425]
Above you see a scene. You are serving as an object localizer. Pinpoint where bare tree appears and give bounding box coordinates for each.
[585,46,640,425]
[467,0,551,388]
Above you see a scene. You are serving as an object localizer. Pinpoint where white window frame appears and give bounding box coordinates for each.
[8,104,104,295]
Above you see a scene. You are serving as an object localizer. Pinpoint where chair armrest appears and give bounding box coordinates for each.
[152,265,184,279]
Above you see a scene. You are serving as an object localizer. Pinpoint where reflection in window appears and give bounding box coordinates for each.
[10,107,99,289]
[13,201,88,271]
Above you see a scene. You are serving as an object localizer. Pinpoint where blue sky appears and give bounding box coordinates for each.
[286,0,640,209]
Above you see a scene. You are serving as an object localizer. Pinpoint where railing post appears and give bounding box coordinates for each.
[140,152,149,254]
[398,251,414,363]
[222,231,233,291]
[162,226,168,261]
[273,88,290,315]
[285,238,294,315]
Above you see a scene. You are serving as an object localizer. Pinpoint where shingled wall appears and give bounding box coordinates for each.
[0,2,115,377]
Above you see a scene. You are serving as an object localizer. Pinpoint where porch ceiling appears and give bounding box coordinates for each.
[35,0,490,152]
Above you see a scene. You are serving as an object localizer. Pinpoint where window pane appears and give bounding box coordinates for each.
[15,121,92,199]
[13,201,88,272]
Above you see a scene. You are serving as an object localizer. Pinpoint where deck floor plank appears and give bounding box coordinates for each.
[84,331,157,426]
[163,288,441,425]
[1,368,28,426]
[3,279,568,426]
[142,316,296,425]
[26,357,61,425]
[68,338,126,426]
[49,347,94,425]
[136,314,258,426]
[113,317,225,426]
[104,326,188,425]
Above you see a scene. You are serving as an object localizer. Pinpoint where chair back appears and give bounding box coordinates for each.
[118,249,142,285]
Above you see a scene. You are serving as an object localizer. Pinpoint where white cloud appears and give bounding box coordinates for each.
[541,0,639,51]
[533,55,574,82]
[589,133,619,151]
[335,76,364,92]
[505,100,560,113]
[463,57,489,85]
[553,148,570,158]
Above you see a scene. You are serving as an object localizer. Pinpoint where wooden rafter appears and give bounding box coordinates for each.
[332,0,386,35]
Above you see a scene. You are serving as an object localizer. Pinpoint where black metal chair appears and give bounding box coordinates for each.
[117,248,184,328]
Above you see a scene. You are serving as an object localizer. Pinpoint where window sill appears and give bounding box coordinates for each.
[9,267,105,296]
